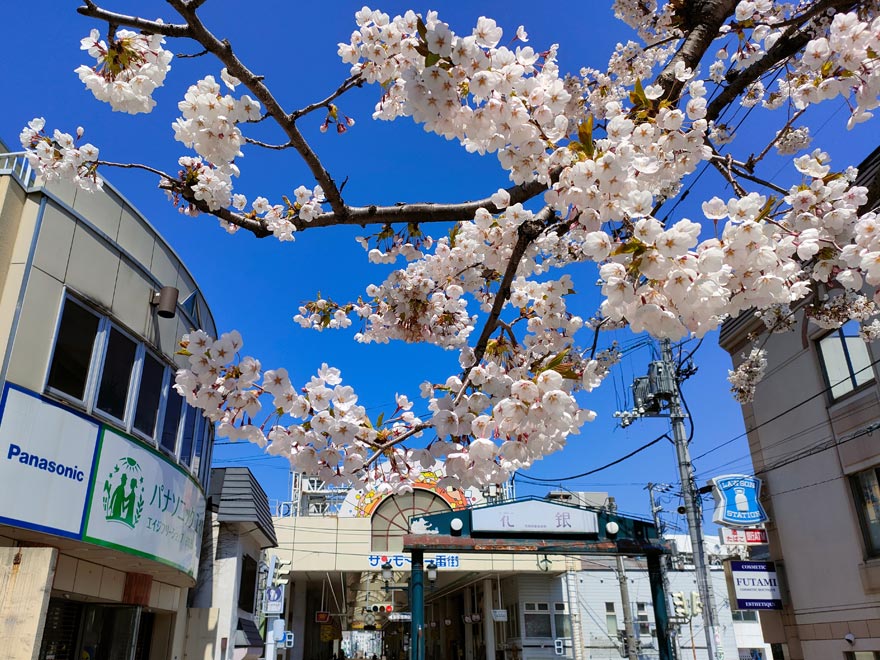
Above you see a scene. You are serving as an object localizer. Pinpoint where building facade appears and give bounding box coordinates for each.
[0,149,217,659]
[718,146,880,660]
[267,477,763,660]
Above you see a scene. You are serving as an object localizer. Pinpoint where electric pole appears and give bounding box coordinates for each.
[615,555,639,660]
[661,338,720,660]
[615,340,720,660]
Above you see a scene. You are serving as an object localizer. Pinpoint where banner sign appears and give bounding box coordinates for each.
[84,427,205,577]
[730,561,782,610]
[710,474,769,527]
[721,527,768,545]
[471,500,598,535]
[0,386,99,538]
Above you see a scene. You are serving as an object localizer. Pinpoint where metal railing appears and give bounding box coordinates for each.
[0,152,38,190]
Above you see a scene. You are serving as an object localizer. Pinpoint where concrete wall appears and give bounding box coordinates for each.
[722,312,880,660]
[0,547,57,660]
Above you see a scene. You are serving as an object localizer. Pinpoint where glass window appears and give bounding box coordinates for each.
[238,555,258,613]
[133,353,165,438]
[554,602,571,638]
[47,300,100,400]
[852,467,880,557]
[605,602,618,634]
[523,603,552,638]
[178,406,199,467]
[818,320,874,400]
[731,610,758,622]
[95,327,137,421]
[159,389,183,454]
[636,602,651,635]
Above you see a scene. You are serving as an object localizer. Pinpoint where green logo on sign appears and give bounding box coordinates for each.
[102,457,145,529]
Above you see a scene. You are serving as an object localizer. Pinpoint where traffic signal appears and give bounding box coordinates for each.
[273,557,292,585]
[371,604,394,614]
[672,592,690,619]
[691,592,703,617]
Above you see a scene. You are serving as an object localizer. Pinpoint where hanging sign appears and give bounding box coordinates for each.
[720,527,768,545]
[471,500,597,535]
[730,561,782,610]
[710,474,769,528]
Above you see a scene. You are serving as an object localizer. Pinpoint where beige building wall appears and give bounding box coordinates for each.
[721,312,880,660]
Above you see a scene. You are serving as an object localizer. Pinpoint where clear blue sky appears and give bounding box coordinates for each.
[3,1,875,532]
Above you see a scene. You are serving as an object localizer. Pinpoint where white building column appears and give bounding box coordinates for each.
[481,580,495,660]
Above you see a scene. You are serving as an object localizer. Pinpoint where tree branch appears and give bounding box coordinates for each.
[77,3,191,37]
[291,74,365,120]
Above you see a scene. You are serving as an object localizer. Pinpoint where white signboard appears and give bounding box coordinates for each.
[471,500,598,535]
[720,527,768,545]
[492,609,508,622]
[0,386,99,538]
[264,585,285,614]
[388,612,412,622]
[84,428,205,577]
[730,561,782,610]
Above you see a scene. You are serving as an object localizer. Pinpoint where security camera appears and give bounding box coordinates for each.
[845,633,855,644]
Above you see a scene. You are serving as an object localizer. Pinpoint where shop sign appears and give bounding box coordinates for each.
[83,428,205,577]
[720,527,768,545]
[492,609,508,622]
[710,474,769,528]
[0,386,99,538]
[730,561,782,610]
[471,500,597,535]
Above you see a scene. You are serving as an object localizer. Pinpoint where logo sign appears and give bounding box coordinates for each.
[0,386,99,538]
[84,428,205,577]
[721,527,768,546]
[730,561,782,610]
[264,585,285,615]
[710,474,768,528]
[471,500,598,535]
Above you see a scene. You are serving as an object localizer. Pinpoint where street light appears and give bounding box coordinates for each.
[381,561,394,582]
[426,562,437,584]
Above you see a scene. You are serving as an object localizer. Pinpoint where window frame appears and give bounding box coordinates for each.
[850,466,880,559]
[44,293,211,484]
[817,320,875,402]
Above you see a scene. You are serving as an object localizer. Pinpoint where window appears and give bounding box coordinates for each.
[605,602,618,634]
[506,603,520,638]
[844,653,880,660]
[95,327,137,421]
[523,603,552,638]
[45,295,211,482]
[636,602,651,635]
[46,299,100,400]
[818,320,874,400]
[554,603,571,638]
[133,352,164,437]
[851,467,880,557]
[238,555,258,613]
[731,610,758,622]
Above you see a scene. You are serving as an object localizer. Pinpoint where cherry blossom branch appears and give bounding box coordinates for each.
[291,74,365,120]
[77,2,192,37]
[468,208,554,374]
[706,0,859,122]
[244,137,295,150]
[365,423,432,464]
[96,160,175,180]
[746,108,807,170]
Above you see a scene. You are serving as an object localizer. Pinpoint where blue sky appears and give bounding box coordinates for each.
[3,1,876,533]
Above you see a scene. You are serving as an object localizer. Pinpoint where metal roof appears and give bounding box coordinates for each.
[209,467,277,548]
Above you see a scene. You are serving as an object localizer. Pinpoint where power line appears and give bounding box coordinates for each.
[515,433,670,483]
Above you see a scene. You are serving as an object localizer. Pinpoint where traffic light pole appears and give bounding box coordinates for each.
[647,484,678,660]
[661,339,720,660]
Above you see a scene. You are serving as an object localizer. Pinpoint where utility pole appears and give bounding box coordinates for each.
[616,340,720,660]
[615,555,639,660]
[647,483,679,660]
[661,338,720,660]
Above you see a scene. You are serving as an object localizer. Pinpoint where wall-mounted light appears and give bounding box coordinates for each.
[450,517,464,536]
[426,562,438,584]
[381,561,393,582]
[150,286,179,319]
[605,521,620,537]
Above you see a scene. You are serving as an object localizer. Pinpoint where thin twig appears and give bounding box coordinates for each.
[245,137,294,150]
[291,74,365,120]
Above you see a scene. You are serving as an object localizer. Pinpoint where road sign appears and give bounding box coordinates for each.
[388,611,412,622]
[263,585,285,615]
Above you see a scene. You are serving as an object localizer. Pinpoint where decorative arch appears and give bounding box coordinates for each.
[370,488,451,552]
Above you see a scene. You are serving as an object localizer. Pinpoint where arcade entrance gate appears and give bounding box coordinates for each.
[401,498,672,660]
